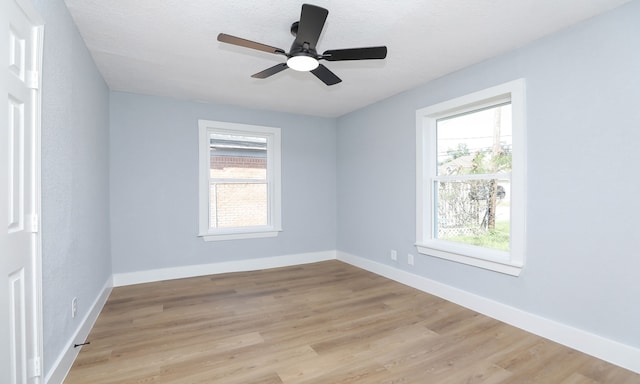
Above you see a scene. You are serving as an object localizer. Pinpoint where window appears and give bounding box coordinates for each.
[198,120,281,241]
[416,79,525,275]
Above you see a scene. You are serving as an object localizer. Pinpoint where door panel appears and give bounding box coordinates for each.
[8,96,25,233]
[9,268,27,384]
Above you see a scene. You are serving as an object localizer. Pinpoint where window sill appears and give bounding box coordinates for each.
[199,228,282,242]
[415,241,523,276]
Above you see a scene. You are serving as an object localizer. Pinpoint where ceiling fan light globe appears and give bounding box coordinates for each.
[287,55,319,72]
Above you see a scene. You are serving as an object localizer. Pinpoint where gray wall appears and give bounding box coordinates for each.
[33,0,112,376]
[109,93,337,273]
[337,0,640,348]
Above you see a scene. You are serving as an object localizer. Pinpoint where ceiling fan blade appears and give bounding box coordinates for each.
[294,4,328,49]
[251,63,289,79]
[323,46,388,61]
[310,64,341,86]
[217,33,285,55]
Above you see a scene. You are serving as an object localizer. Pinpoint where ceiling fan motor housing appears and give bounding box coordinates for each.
[289,43,317,58]
[290,21,300,37]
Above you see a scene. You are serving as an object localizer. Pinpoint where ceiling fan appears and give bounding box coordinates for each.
[217,3,387,86]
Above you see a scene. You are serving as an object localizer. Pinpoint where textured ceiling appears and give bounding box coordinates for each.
[64,0,629,117]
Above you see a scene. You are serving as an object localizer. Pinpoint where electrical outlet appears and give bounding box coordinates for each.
[408,253,414,266]
[71,297,78,319]
[390,250,397,261]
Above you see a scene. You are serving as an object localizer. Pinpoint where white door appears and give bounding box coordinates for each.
[1,0,43,383]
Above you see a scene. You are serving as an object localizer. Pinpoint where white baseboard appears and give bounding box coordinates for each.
[112,250,337,287]
[45,276,113,384]
[337,251,640,374]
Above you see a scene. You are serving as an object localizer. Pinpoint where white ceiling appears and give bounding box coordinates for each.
[64,0,629,118]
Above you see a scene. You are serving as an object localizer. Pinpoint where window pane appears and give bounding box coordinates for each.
[435,179,510,251]
[210,133,267,179]
[437,104,512,176]
[210,183,268,228]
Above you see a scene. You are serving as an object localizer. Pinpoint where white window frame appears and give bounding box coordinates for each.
[198,120,282,241]
[415,79,526,276]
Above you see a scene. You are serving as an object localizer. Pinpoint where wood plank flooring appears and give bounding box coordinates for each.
[64,261,640,383]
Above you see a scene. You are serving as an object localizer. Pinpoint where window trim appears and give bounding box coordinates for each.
[198,120,282,241]
[415,79,526,276]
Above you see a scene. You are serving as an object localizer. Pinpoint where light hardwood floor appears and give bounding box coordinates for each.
[65,261,640,383]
